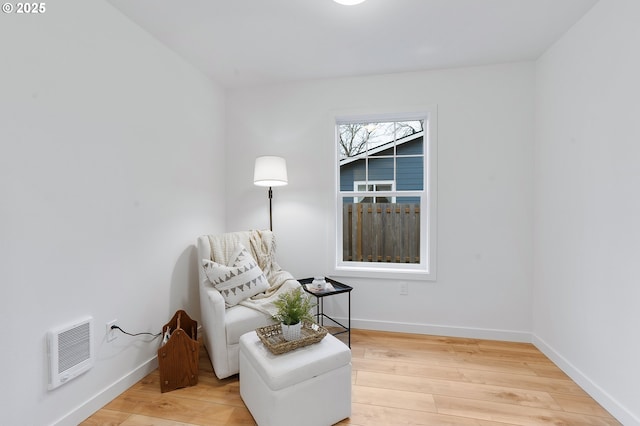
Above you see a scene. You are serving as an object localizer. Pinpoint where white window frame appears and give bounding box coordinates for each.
[332,108,437,281]
[353,180,396,203]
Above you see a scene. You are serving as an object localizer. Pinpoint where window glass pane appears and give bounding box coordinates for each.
[339,158,364,192]
[396,196,420,204]
[396,137,423,155]
[341,199,421,264]
[375,196,391,203]
[395,120,423,139]
[396,157,423,190]
[338,123,370,159]
[365,121,395,153]
[368,157,394,181]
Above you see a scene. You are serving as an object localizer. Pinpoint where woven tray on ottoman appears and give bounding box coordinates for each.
[255,322,327,355]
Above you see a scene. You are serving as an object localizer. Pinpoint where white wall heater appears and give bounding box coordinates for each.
[47,316,94,390]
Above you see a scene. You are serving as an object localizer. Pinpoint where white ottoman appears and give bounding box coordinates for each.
[239,331,352,426]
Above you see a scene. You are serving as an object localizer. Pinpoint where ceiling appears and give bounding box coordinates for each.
[107,0,598,89]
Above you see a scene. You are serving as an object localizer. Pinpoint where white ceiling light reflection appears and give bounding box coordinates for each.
[334,0,366,5]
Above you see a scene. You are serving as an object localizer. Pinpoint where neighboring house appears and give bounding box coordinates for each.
[339,131,424,204]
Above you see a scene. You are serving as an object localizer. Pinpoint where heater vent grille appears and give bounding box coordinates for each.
[58,322,91,373]
[48,317,94,390]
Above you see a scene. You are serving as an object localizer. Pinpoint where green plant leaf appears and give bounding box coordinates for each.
[272,287,317,325]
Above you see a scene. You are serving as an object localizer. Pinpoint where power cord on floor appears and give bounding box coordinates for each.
[110,325,162,338]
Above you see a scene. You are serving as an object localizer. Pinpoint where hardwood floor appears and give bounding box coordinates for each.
[82,329,620,426]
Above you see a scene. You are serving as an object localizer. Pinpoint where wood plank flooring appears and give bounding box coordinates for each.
[82,329,620,425]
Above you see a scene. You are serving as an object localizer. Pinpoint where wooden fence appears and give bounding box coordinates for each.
[343,203,420,263]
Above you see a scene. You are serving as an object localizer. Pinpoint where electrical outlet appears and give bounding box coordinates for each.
[106,319,118,342]
[399,281,409,295]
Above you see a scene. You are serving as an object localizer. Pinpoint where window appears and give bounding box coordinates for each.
[334,110,437,279]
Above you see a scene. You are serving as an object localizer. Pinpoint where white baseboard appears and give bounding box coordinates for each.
[343,317,532,342]
[532,334,639,426]
[51,356,159,426]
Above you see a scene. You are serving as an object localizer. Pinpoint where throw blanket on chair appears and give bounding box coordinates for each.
[208,230,301,317]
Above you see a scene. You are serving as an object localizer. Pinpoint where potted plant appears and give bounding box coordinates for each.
[272,287,316,341]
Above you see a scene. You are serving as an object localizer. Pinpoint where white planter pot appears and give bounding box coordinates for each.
[281,322,302,341]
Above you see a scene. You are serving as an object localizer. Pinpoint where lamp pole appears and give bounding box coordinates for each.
[268,186,273,231]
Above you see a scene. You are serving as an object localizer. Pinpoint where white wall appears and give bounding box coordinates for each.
[226,62,535,341]
[0,1,226,425]
[534,1,640,424]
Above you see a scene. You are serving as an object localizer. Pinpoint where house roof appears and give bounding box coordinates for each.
[339,131,424,167]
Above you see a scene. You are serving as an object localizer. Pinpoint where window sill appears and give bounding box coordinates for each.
[332,264,436,282]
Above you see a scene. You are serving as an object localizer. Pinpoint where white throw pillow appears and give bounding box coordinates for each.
[202,244,269,307]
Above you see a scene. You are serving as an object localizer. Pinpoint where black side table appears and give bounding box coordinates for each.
[299,277,353,347]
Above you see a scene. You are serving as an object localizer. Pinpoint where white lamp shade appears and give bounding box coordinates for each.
[254,156,288,187]
[334,0,366,5]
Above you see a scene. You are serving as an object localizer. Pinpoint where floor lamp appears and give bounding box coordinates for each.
[253,156,288,231]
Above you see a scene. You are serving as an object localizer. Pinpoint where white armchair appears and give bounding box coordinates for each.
[197,230,300,379]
